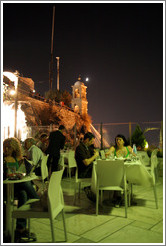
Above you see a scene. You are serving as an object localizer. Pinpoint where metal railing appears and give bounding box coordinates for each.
[92,121,163,149]
[3,121,163,151]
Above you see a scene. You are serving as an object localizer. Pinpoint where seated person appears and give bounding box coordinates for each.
[88,143,95,156]
[36,133,49,153]
[3,137,39,243]
[75,132,99,178]
[106,134,133,158]
[24,137,44,176]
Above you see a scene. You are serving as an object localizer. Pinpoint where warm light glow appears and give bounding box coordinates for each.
[145,141,149,149]
[2,103,28,141]
[9,90,15,95]
[33,89,36,93]
[3,71,28,141]
[3,71,18,88]
[86,77,89,82]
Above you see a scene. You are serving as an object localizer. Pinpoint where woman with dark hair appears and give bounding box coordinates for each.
[106,134,133,158]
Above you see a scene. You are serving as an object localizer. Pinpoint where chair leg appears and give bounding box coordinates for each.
[28,218,30,237]
[130,183,134,204]
[11,218,15,243]
[124,190,128,218]
[69,168,71,179]
[74,182,77,205]
[153,185,158,209]
[62,209,67,242]
[96,189,99,215]
[50,218,55,243]
[154,167,159,183]
[78,183,81,199]
[100,190,103,206]
[128,184,132,207]
[128,190,131,207]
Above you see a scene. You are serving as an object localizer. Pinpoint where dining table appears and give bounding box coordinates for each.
[91,157,153,195]
[3,172,38,239]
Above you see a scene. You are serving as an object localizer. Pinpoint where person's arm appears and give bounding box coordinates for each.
[127,145,136,156]
[127,146,133,154]
[83,150,99,166]
[105,146,115,157]
[31,147,42,166]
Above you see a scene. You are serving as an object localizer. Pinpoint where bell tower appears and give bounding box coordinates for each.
[71,75,88,115]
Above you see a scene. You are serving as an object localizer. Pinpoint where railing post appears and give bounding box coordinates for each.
[8,126,10,138]
[74,123,77,149]
[100,122,103,150]
[159,120,163,150]
[129,122,132,146]
[50,124,53,132]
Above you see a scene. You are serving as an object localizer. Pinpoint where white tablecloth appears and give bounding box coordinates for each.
[91,159,153,194]
[60,151,70,166]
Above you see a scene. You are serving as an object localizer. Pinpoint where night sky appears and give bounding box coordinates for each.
[3,2,163,124]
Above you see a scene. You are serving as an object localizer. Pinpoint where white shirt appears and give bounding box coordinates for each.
[28,145,44,168]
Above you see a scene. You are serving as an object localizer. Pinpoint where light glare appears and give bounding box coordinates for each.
[10,90,15,95]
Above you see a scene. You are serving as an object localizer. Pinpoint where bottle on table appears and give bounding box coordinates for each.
[132,144,137,160]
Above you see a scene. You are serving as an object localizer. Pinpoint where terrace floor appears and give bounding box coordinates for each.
[29,174,164,244]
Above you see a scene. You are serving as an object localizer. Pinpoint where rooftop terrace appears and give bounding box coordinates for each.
[29,175,163,244]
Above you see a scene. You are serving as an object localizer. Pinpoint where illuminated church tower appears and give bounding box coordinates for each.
[71,75,88,115]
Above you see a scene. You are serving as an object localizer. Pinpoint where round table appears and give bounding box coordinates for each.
[3,173,38,238]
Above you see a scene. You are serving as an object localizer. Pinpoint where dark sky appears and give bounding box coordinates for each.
[3,2,163,124]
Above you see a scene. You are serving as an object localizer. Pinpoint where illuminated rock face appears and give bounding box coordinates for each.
[19,77,35,93]
[17,94,89,131]
[71,77,88,115]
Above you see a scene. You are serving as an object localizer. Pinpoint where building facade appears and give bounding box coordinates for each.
[71,76,88,115]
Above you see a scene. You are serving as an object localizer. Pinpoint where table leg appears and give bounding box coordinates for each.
[130,184,137,205]
[5,184,14,239]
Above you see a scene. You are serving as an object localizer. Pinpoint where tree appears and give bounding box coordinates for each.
[81,113,92,132]
[61,90,72,107]
[131,124,146,149]
[45,89,61,103]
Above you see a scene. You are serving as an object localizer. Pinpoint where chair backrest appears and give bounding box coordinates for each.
[137,151,150,161]
[59,154,64,167]
[48,169,64,219]
[41,155,49,181]
[100,150,106,160]
[68,151,77,168]
[96,160,125,187]
[151,149,158,170]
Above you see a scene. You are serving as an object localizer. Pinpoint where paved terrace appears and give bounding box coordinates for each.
[29,175,163,244]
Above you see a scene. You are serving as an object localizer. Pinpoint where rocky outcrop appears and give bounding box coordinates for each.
[18,94,91,133]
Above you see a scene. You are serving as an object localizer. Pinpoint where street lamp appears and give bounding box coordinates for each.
[3,71,19,138]
[13,71,19,138]
[56,57,60,90]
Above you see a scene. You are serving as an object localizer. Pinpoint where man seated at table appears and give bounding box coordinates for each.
[75,132,99,178]
[36,133,49,153]
[24,137,44,176]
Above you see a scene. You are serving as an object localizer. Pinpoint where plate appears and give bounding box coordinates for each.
[115,157,126,161]
[7,172,25,180]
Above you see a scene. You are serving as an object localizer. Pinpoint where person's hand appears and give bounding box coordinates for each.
[105,151,110,157]
[94,150,99,158]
